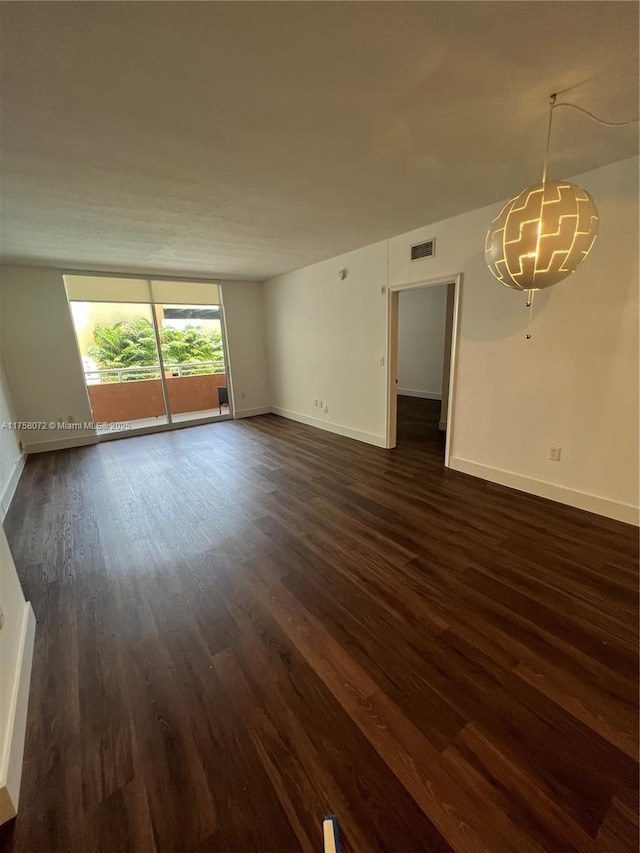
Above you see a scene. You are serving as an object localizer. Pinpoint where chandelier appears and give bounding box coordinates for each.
[485,94,636,312]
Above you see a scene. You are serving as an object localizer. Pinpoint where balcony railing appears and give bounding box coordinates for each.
[85,361,229,423]
[85,360,225,384]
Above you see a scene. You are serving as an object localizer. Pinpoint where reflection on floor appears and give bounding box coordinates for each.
[98,415,168,434]
[97,409,230,434]
[396,394,445,456]
[172,408,230,423]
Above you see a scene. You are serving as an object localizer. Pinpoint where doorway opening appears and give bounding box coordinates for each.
[65,276,232,438]
[386,275,461,466]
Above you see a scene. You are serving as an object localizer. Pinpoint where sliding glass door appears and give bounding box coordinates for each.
[156,304,230,423]
[67,280,233,436]
[69,301,169,433]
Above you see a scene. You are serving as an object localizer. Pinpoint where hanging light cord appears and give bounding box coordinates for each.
[541,95,557,184]
[525,95,637,340]
[541,94,638,184]
[525,289,536,340]
[551,101,639,127]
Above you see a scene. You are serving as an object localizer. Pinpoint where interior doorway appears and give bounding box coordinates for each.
[386,275,461,466]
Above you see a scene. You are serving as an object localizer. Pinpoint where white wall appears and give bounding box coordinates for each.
[0,267,272,451]
[0,266,96,454]
[265,242,389,446]
[0,287,33,823]
[265,157,639,523]
[397,286,447,399]
[221,280,272,417]
[0,523,35,824]
[0,283,24,515]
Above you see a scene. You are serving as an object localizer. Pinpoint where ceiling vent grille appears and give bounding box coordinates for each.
[411,239,435,261]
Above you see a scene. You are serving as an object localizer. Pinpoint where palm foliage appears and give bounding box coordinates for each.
[88,319,224,380]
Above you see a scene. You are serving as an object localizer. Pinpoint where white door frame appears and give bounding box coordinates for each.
[385,273,463,467]
[217,286,235,418]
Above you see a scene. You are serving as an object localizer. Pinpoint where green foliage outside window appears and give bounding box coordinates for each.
[87,319,224,381]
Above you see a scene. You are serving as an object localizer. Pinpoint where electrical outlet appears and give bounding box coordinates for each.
[548,445,561,462]
[379,356,385,366]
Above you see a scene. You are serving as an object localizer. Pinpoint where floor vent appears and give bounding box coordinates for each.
[411,239,435,261]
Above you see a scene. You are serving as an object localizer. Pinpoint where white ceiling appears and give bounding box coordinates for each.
[0,2,638,281]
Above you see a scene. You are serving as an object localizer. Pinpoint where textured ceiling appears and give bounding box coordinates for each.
[0,2,638,280]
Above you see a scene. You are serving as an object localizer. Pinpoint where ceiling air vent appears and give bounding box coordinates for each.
[411,239,435,261]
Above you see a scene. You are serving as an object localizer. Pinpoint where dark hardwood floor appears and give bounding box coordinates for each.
[396,395,445,449]
[1,411,638,852]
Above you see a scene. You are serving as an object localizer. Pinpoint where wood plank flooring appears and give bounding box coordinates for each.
[1,406,638,852]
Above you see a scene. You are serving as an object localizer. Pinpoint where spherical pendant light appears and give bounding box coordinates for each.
[485,181,599,291]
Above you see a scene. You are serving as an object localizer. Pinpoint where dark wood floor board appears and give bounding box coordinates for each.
[167,636,297,852]
[512,655,638,760]
[276,518,449,641]
[460,566,638,680]
[8,581,86,853]
[274,660,455,853]
[280,566,465,752]
[500,523,639,573]
[294,526,449,634]
[75,580,135,812]
[345,685,547,853]
[274,492,420,575]
[444,724,603,853]
[449,653,636,829]
[123,634,218,853]
[232,558,548,851]
[211,646,327,853]
[3,399,638,851]
[406,551,638,698]
[342,480,512,563]
[313,495,419,564]
[468,553,639,654]
[479,540,639,628]
[596,797,640,851]
[229,648,395,853]
[84,778,157,853]
[431,575,639,759]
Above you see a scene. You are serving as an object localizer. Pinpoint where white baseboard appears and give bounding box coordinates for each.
[234,406,272,419]
[271,407,387,448]
[23,433,98,454]
[439,419,447,431]
[0,453,26,521]
[397,389,442,400]
[449,456,639,526]
[0,602,36,825]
